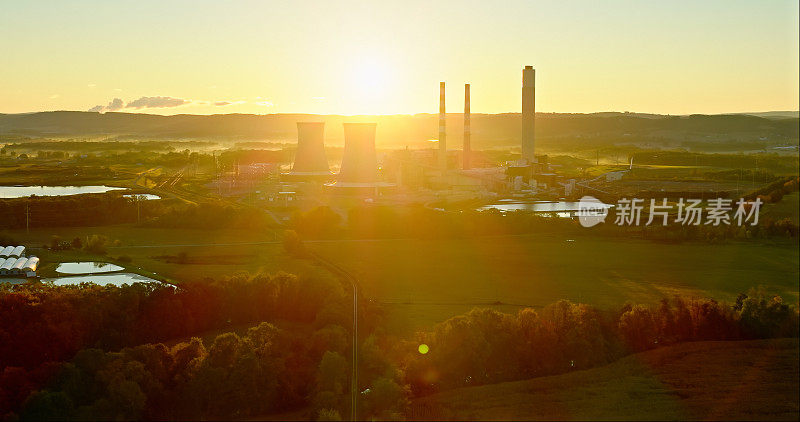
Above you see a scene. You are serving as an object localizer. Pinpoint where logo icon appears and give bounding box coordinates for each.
[577,195,610,227]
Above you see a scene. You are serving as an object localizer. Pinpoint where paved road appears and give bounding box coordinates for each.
[309,251,360,421]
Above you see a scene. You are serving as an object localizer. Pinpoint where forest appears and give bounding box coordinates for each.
[1,276,796,420]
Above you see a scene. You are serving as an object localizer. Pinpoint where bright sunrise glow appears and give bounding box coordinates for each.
[0,0,798,115]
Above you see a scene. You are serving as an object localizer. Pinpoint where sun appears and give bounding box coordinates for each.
[350,56,392,99]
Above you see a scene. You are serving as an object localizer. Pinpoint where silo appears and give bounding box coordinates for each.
[290,122,330,175]
[337,123,378,184]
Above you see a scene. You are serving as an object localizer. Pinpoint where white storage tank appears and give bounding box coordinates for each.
[0,258,16,275]
[10,246,25,257]
[23,256,40,273]
[11,257,27,274]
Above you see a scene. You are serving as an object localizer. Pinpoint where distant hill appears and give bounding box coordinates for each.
[1,111,797,150]
[741,111,799,119]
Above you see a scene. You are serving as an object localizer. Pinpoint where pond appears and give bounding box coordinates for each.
[42,273,163,287]
[0,185,125,198]
[55,262,124,274]
[478,200,613,217]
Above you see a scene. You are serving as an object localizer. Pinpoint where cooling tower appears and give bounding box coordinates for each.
[337,123,378,184]
[291,122,330,174]
[522,66,535,162]
[463,83,471,170]
[438,82,447,172]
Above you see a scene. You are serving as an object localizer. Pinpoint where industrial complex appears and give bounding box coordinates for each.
[267,65,568,207]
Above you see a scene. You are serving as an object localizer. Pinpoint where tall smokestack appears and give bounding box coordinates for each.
[338,123,377,184]
[291,122,329,175]
[463,83,471,170]
[438,81,447,172]
[522,66,535,163]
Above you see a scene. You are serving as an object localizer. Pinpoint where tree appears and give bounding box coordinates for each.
[83,235,108,255]
[317,351,347,394]
[317,408,342,421]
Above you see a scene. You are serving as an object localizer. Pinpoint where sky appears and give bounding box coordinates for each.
[1,0,798,116]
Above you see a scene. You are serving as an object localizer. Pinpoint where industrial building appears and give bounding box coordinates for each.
[266,65,571,209]
[0,245,39,277]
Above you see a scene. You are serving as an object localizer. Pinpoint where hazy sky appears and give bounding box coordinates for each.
[1,0,798,115]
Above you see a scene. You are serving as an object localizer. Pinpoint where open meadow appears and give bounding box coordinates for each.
[6,225,323,284]
[311,234,800,335]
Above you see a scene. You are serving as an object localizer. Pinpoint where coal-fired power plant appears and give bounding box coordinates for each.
[290,122,330,175]
[438,81,447,172]
[522,65,535,162]
[463,83,471,170]
[337,123,378,185]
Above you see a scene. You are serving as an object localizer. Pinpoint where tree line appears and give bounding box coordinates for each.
[402,288,799,396]
[1,268,407,420]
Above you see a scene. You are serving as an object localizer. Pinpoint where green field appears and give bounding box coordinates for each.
[310,234,800,335]
[762,191,800,224]
[9,223,799,338]
[7,225,325,284]
[410,338,799,421]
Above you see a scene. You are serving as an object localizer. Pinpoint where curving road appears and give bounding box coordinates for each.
[308,250,360,421]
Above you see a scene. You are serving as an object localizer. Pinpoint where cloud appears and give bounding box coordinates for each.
[88,96,241,113]
[256,101,274,107]
[88,97,124,113]
[126,96,188,109]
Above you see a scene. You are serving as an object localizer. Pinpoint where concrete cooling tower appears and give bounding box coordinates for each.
[337,123,378,185]
[290,122,330,175]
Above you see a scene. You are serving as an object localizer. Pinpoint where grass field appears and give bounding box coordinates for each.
[409,338,799,421]
[7,225,326,284]
[8,224,799,338]
[310,234,799,335]
[762,191,800,224]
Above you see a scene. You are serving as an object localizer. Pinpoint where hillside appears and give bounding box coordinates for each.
[1,111,797,150]
[410,338,799,421]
